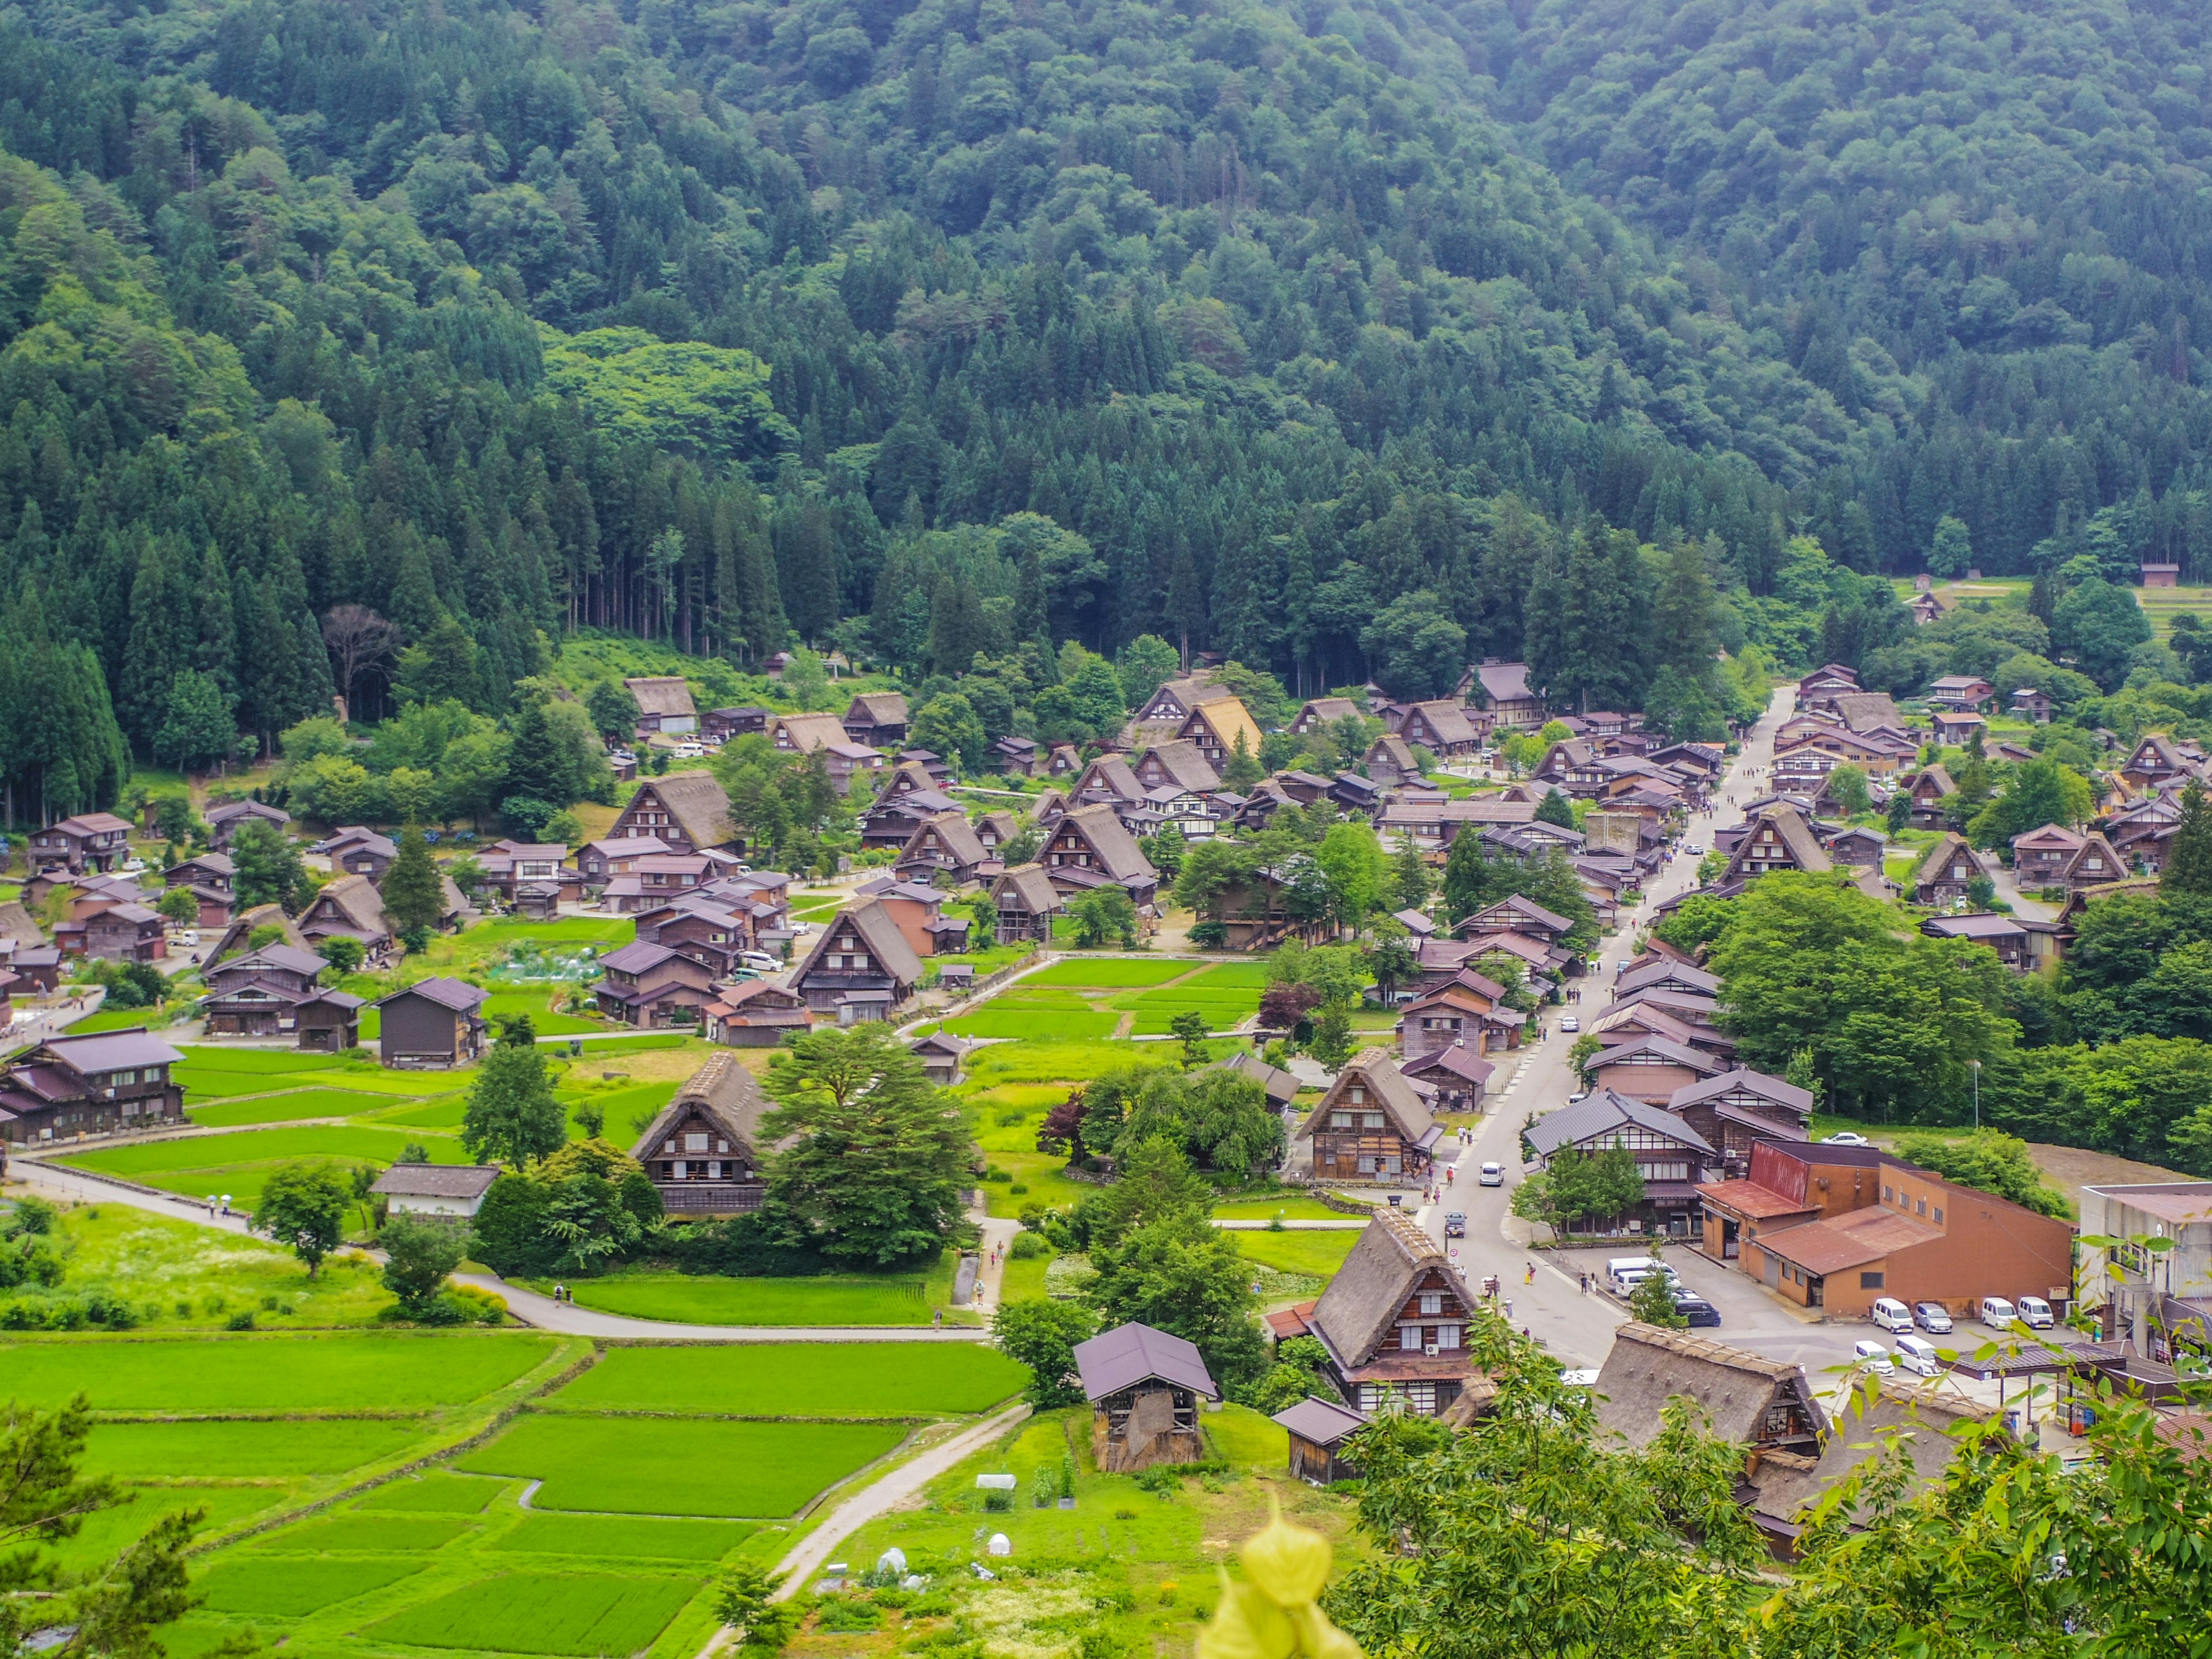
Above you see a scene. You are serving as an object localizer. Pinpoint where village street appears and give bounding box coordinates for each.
[1406,685,1885,1384]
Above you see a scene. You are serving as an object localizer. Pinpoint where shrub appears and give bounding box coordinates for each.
[1007,1232,1050,1260]
[226,1310,257,1331]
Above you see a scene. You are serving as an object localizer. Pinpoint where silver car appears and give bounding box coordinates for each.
[1912,1302,1954,1334]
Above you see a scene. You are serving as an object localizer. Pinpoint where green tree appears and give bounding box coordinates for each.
[1080,1171,1270,1393]
[1083,1136,1217,1248]
[911,692,987,773]
[230,816,307,910]
[992,1297,1099,1407]
[377,1214,467,1313]
[1826,763,1872,817]
[1116,635,1180,711]
[1070,884,1139,948]
[1316,819,1387,931]
[2164,780,2212,897]
[153,668,237,773]
[1968,758,2094,849]
[1359,589,1468,701]
[253,1161,354,1277]
[461,1021,568,1170]
[1308,1005,1353,1069]
[1170,1009,1211,1066]
[2051,576,2153,691]
[156,888,199,927]
[1535,787,1575,828]
[1369,934,1418,1002]
[760,1024,976,1266]
[317,935,364,974]
[1927,514,1974,578]
[381,824,446,936]
[1885,788,1913,836]
[1441,830,1494,923]
[585,680,642,741]
[1389,843,1430,911]
[1221,729,1264,793]
[1627,1267,1687,1329]
[1891,1130,2069,1217]
[713,1562,799,1653]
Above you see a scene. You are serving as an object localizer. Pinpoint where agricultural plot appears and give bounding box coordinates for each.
[199,1554,430,1616]
[456,1414,904,1517]
[941,958,1263,1040]
[551,1262,965,1327]
[57,1123,470,1209]
[82,1416,431,1479]
[370,1571,700,1656]
[185,1087,396,1128]
[552,1343,1025,1417]
[1025,959,1193,988]
[0,1332,560,1411]
[488,1513,755,1562]
[1232,1227,1365,1281]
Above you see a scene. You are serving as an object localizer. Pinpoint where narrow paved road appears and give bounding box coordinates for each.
[1402,684,1865,1374]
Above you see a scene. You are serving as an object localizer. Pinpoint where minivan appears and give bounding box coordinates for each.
[1913,1302,1955,1334]
[1478,1162,1503,1187]
[1607,1256,1669,1279]
[1852,1339,1895,1375]
[1673,1296,1722,1328]
[2014,1295,2055,1330]
[1611,1266,1681,1297]
[1894,1335,1941,1377]
[1870,1297,1915,1335]
[1978,1297,2018,1328]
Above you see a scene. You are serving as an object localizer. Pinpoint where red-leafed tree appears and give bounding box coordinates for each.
[1259,980,1323,1032]
[1036,1087,1089,1161]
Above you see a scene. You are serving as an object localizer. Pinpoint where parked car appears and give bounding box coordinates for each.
[1559,1014,1580,1033]
[1895,1334,1942,1377]
[738,951,782,974]
[1823,1131,1870,1147]
[1478,1162,1503,1187]
[1567,1089,1589,1103]
[1683,842,1705,857]
[2014,1295,2055,1329]
[673,741,704,758]
[1978,1297,2018,1328]
[1673,1296,1722,1328]
[1444,1212,1466,1238]
[1871,1297,1915,1335]
[1913,1302,1955,1334]
[1852,1339,1896,1375]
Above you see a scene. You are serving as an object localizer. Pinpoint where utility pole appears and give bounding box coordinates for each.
[1971,1058,1980,1132]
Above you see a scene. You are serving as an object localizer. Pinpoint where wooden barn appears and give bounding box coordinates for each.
[1073,1323,1219,1472]
[1272,1397,1368,1486]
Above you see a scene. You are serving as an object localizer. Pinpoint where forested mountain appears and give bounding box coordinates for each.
[2,0,2209,809]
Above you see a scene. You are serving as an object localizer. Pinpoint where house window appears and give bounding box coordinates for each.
[1437,1324,1460,1350]
[717,1139,729,1153]
[672,1160,688,1179]
[1859,1271,1885,1289]
[1915,1197,1926,1216]
[707,1161,721,1179]
[1363,1113,1385,1130]
[1883,1185,1894,1203]
[1933,1206,1944,1224]
[1347,1086,1366,1104]
[1419,1292,1442,1316]
[1357,1156,1376,1173]
[1331,1112,1352,1128]
[685,1132,709,1152]
[1400,1326,1422,1350]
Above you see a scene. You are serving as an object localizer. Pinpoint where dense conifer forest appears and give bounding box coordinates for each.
[5,0,2212,806]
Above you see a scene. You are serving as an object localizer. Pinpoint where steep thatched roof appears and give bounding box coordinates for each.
[1309,1208,1475,1370]
[631,1050,771,1162]
[1594,1323,1825,1452]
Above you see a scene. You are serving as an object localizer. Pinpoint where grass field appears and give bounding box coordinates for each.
[359,1473,503,1513]
[550,1267,967,1327]
[1025,959,1194,988]
[941,1003,1124,1039]
[456,1415,904,1516]
[941,958,1264,1039]
[0,1333,559,1410]
[1211,1196,1355,1221]
[1232,1228,1366,1279]
[57,1123,469,1209]
[369,1571,699,1655]
[551,1344,1025,1416]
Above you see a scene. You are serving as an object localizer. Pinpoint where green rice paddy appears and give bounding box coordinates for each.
[184,1087,398,1127]
[456,1414,904,1516]
[551,1344,1025,1416]
[488,1513,757,1562]
[199,1554,430,1616]
[83,1418,433,1479]
[550,1267,963,1327]
[369,1571,699,1655]
[940,957,1263,1039]
[0,1334,559,1411]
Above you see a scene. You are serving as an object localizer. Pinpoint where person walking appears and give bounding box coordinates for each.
[1524,1260,1535,1285]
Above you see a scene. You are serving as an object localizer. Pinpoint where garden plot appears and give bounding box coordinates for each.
[456,1414,904,1517]
[551,1344,1025,1417]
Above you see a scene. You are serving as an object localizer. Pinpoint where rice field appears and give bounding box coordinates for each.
[0,1333,560,1411]
[551,1344,1025,1416]
[455,1414,905,1516]
[56,1123,471,1210]
[369,1571,700,1656]
[549,1265,965,1327]
[198,1554,430,1616]
[940,957,1264,1039]
[82,1417,434,1479]
[184,1087,398,1127]
[488,1513,757,1562]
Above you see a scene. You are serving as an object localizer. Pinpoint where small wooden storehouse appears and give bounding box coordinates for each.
[1272,1396,1369,1486]
[1073,1322,1220,1472]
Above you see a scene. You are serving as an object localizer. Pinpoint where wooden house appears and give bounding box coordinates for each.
[842,691,910,749]
[1283,1207,1483,1415]
[593,941,718,1027]
[1273,1397,1368,1485]
[163,851,237,928]
[1399,1044,1494,1112]
[1290,696,1362,736]
[0,1028,185,1145]
[1395,972,1520,1060]
[789,897,923,1019]
[989,863,1062,945]
[1391,699,1483,759]
[66,903,167,964]
[703,978,812,1047]
[1073,1322,1220,1472]
[625,676,698,735]
[632,1051,770,1214]
[854,878,971,958]
[633,896,754,976]
[2119,733,2202,792]
[1363,734,1421,787]
[702,706,772,741]
[858,773,964,851]
[1593,1324,1825,1465]
[1464,660,1544,729]
[1666,1069,1813,1175]
[1213,1050,1302,1116]
[373,978,490,1068]
[2010,823,2086,888]
[575,836,671,886]
[1134,739,1221,794]
[1041,805,1160,909]
[1921,911,2039,972]
[204,903,305,963]
[313,827,398,880]
[771,714,884,792]
[1294,1051,1441,1183]
[1929,710,1986,747]
[1455,894,1576,951]
[204,799,290,850]
[1176,697,1266,771]
[199,944,365,1048]
[1584,1033,1724,1107]
[298,873,393,957]
[27,812,133,874]
[908,1031,974,1085]
[372,1164,501,1220]
[609,771,743,855]
[1523,1088,1721,1236]
[991,736,1040,775]
[2009,688,2053,724]
[1912,834,1982,906]
[1128,675,1233,741]
[894,810,990,885]
[1717,805,1832,885]
[1926,676,1995,712]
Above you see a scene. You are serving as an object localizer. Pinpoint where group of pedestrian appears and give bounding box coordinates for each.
[550,1283,572,1303]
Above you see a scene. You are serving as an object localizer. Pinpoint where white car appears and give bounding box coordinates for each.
[1559,1014,1579,1033]
[673,741,704,759]
[1478,1162,1503,1187]
[2014,1295,2055,1330]
[1894,1335,1941,1377]
[1823,1132,1870,1147]
[1978,1297,2018,1328]
[1853,1339,1895,1375]
[1870,1297,1915,1335]
[738,951,782,974]
[1684,843,1705,857]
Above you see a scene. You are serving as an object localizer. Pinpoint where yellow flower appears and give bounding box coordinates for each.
[1240,1498,1332,1608]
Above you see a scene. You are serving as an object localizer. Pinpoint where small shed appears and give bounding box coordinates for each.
[909,1031,973,1086]
[372,1163,501,1219]
[1073,1322,1219,1472]
[1272,1396,1368,1486]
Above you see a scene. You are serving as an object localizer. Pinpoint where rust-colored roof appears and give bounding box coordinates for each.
[1694,1178,1817,1221]
[1760,1206,1944,1275]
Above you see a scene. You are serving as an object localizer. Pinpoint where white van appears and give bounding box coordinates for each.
[1851,1339,1895,1375]
[1870,1297,1914,1335]
[2014,1295,2055,1330]
[1978,1297,2018,1328]
[1894,1335,1941,1377]
[1611,1265,1681,1297]
[1607,1256,1668,1279]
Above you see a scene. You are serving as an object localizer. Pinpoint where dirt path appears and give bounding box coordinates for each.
[447,1274,993,1343]
[764,1402,1032,1602]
